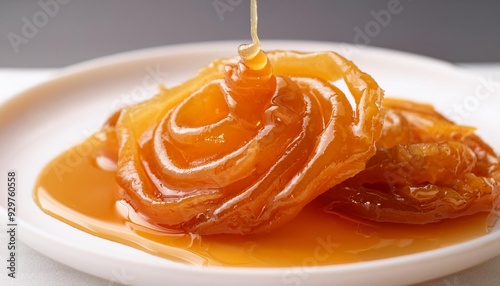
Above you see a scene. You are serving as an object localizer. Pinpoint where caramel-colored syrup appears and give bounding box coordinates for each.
[238,0,266,70]
[33,131,490,267]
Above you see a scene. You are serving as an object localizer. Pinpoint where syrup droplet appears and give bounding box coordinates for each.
[238,0,267,70]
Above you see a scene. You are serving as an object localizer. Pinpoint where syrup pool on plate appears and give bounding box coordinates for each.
[34,131,491,266]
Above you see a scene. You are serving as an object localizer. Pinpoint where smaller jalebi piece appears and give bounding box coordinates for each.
[324,98,500,224]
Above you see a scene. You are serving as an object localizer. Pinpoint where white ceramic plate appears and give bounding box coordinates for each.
[1,41,499,286]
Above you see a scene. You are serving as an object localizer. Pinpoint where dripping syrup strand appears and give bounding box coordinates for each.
[238,0,267,70]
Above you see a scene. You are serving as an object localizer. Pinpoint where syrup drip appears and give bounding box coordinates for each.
[238,0,267,70]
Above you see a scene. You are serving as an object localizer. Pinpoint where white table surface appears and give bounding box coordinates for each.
[1,64,500,286]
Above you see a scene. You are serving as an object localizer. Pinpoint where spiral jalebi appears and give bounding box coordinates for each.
[112,50,384,234]
[325,98,500,224]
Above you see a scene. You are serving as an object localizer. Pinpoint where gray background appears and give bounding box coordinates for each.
[0,0,499,68]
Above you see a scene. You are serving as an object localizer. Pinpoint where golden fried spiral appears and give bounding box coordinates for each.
[114,51,384,234]
[325,98,500,223]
